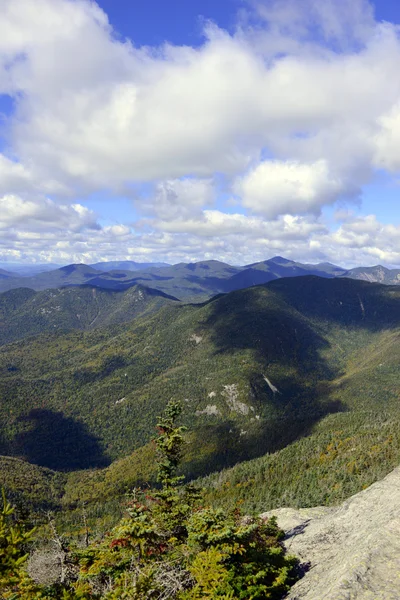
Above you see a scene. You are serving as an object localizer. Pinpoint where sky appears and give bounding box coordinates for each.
[2,1,400,267]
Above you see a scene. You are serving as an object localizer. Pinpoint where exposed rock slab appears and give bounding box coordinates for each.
[262,467,400,599]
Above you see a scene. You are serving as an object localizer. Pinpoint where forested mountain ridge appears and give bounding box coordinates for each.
[0,284,178,346]
[1,276,400,524]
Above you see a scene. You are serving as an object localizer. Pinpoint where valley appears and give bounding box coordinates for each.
[1,273,400,535]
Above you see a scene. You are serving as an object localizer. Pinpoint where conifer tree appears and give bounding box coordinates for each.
[0,489,40,599]
[1,402,301,599]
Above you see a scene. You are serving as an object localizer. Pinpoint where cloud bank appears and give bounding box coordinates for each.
[1,0,400,266]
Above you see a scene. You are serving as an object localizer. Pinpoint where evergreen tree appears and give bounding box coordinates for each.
[0,489,43,599]
[1,401,300,599]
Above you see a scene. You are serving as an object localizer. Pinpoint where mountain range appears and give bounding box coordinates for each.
[2,275,400,523]
[0,255,400,300]
[89,260,170,271]
[0,263,62,277]
[2,251,400,600]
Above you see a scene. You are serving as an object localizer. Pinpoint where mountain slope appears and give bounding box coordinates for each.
[0,284,178,345]
[248,256,346,279]
[90,260,170,271]
[0,268,17,279]
[0,276,399,467]
[201,318,400,512]
[0,277,337,469]
[1,276,400,521]
[342,264,400,284]
[0,455,65,513]
[85,257,348,299]
[0,263,62,277]
[0,261,239,299]
[0,264,103,292]
[2,256,400,303]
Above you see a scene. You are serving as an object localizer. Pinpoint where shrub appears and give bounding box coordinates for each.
[71,401,300,599]
[2,402,300,599]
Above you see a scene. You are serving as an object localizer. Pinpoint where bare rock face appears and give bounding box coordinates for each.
[262,467,400,599]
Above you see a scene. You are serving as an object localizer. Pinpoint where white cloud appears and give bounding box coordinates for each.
[0,153,69,195]
[0,194,99,232]
[150,209,325,239]
[233,159,350,217]
[0,155,33,194]
[373,103,400,172]
[2,0,400,267]
[2,205,400,270]
[142,178,215,221]
[248,0,376,49]
[104,224,131,237]
[0,0,398,195]
[330,214,399,253]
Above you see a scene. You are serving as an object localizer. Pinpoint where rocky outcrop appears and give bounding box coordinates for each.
[262,467,400,599]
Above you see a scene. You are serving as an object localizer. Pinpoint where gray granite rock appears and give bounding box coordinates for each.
[261,467,400,599]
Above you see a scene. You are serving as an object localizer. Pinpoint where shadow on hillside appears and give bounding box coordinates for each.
[0,427,7,456]
[182,286,347,476]
[183,397,344,480]
[204,286,334,372]
[183,278,399,479]
[185,275,230,294]
[11,409,110,472]
[267,276,400,331]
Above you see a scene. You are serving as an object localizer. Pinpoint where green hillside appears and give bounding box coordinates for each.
[1,276,400,523]
[202,326,400,511]
[0,277,340,468]
[0,284,178,345]
[0,455,65,513]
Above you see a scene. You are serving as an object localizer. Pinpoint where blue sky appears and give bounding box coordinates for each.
[99,0,241,47]
[100,0,400,47]
[97,0,400,226]
[2,0,400,267]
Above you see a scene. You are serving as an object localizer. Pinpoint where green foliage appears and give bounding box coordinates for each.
[0,488,39,598]
[0,403,299,599]
[0,284,177,346]
[0,456,65,517]
[155,401,186,487]
[66,401,299,599]
[184,510,298,599]
[5,276,400,596]
[2,277,400,527]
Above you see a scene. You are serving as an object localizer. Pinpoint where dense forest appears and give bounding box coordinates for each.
[1,274,400,596]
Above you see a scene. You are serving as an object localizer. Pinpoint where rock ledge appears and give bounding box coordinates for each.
[262,467,400,599]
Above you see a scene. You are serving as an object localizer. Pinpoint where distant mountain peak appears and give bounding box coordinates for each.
[59,264,99,274]
[267,256,293,265]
